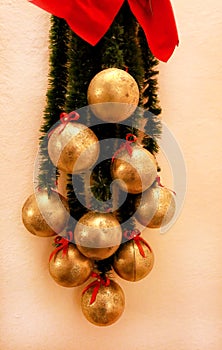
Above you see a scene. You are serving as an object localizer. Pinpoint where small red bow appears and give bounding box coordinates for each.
[28,0,178,62]
[112,133,137,162]
[156,176,176,195]
[124,229,152,258]
[49,231,73,261]
[82,272,110,305]
[48,111,80,138]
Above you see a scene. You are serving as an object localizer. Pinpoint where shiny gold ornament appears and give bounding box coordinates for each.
[49,244,93,287]
[113,238,154,281]
[22,190,69,237]
[81,279,125,326]
[87,68,139,122]
[135,184,176,228]
[111,144,157,194]
[48,122,100,174]
[74,212,122,260]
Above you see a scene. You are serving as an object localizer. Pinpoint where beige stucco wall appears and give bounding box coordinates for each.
[1,0,222,349]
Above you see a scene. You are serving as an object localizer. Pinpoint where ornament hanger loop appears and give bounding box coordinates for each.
[112,133,137,162]
[126,133,137,143]
[82,272,110,304]
[48,111,80,138]
[49,231,74,262]
[60,111,80,123]
[124,229,140,240]
[123,229,152,258]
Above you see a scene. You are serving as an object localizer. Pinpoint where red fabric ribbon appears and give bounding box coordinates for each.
[124,229,152,258]
[28,0,179,62]
[156,176,176,195]
[48,111,80,138]
[112,133,137,162]
[49,231,73,261]
[82,272,110,305]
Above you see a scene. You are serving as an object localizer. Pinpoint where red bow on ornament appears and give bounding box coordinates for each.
[124,229,152,258]
[48,111,80,138]
[82,272,110,305]
[112,133,137,162]
[28,0,179,62]
[49,231,73,261]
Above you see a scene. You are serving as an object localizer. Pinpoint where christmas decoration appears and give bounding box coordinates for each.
[113,230,154,281]
[23,0,179,326]
[28,0,179,62]
[49,233,93,287]
[74,212,122,260]
[111,134,157,194]
[48,112,100,174]
[22,189,69,237]
[87,68,139,122]
[135,177,176,228]
[81,273,125,326]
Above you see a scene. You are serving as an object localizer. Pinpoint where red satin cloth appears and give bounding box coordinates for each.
[28,0,178,62]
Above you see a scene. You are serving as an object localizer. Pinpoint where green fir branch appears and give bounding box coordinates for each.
[38,17,69,189]
[137,27,162,154]
[65,32,101,116]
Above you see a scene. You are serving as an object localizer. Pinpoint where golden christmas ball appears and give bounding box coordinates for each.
[74,212,122,260]
[111,144,157,194]
[81,279,125,326]
[113,238,154,281]
[49,244,93,287]
[48,122,100,174]
[135,185,176,228]
[22,190,69,237]
[87,68,139,122]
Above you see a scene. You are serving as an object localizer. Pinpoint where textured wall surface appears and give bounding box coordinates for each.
[1,0,222,349]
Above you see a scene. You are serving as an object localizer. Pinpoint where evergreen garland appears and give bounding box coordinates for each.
[119,3,144,90]
[65,33,100,114]
[38,17,69,189]
[138,27,162,154]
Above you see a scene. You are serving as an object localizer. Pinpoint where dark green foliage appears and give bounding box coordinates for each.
[97,13,125,69]
[65,33,101,115]
[95,256,115,276]
[138,27,161,115]
[66,174,88,228]
[138,27,162,153]
[90,160,113,208]
[118,3,144,91]
[38,17,69,189]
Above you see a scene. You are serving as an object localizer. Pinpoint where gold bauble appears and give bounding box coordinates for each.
[111,144,157,194]
[135,185,176,228]
[48,122,99,174]
[113,239,154,281]
[81,280,125,326]
[22,190,69,237]
[49,244,93,287]
[74,212,122,260]
[87,68,139,122]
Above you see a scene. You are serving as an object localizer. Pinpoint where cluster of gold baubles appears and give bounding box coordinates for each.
[22,68,176,326]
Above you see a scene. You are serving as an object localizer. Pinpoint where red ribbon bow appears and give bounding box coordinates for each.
[49,231,73,261]
[82,272,110,305]
[48,111,80,138]
[112,133,137,162]
[28,0,179,62]
[124,229,152,258]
